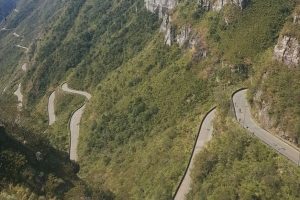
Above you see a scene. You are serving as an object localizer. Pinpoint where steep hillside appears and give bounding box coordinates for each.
[188,119,300,200]
[250,4,300,146]
[0,0,67,92]
[0,0,16,22]
[0,0,299,199]
[0,98,114,199]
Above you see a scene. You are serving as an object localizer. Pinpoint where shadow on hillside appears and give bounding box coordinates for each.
[0,123,80,196]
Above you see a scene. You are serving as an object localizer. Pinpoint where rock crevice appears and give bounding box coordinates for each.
[274,36,300,66]
[274,11,300,67]
[198,0,249,11]
[145,0,249,55]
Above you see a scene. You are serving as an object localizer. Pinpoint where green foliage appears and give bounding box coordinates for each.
[1,0,299,199]
[45,91,85,151]
[209,0,294,64]
[0,122,114,199]
[188,121,300,200]
[282,20,300,40]
[77,35,213,198]
[250,60,300,145]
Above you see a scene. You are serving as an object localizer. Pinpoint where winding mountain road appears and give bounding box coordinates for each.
[16,44,28,52]
[233,89,300,165]
[0,28,11,31]
[14,83,23,110]
[21,63,27,72]
[62,83,91,100]
[13,32,20,37]
[48,91,56,125]
[61,83,91,161]
[174,108,216,200]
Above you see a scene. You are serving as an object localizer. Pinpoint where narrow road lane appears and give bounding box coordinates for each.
[48,91,56,125]
[14,83,23,110]
[233,89,300,165]
[21,63,27,72]
[16,45,28,52]
[13,32,20,37]
[174,108,216,200]
[69,104,86,161]
[62,83,91,100]
[61,83,91,161]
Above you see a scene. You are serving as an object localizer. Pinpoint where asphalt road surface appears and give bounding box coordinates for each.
[48,91,56,125]
[14,83,23,110]
[233,89,300,166]
[61,83,91,161]
[16,44,28,51]
[62,83,91,100]
[174,108,216,200]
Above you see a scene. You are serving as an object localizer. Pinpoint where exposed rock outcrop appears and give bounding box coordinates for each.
[293,14,300,24]
[176,26,192,47]
[253,90,275,129]
[198,0,249,11]
[274,7,300,67]
[145,0,177,18]
[253,89,298,144]
[294,7,300,24]
[175,26,207,58]
[145,0,207,58]
[145,0,176,45]
[160,15,174,45]
[274,36,300,66]
[145,0,249,48]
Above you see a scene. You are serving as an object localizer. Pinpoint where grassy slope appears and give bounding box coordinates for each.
[186,0,300,199]
[75,1,295,198]
[0,122,84,199]
[0,0,66,93]
[248,3,300,145]
[249,53,300,145]
[79,35,214,198]
[188,118,300,200]
[0,0,299,199]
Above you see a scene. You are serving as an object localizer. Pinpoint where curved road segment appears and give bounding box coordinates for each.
[16,45,29,52]
[233,89,300,166]
[174,108,216,200]
[62,83,91,100]
[61,83,91,161]
[48,91,56,125]
[21,63,27,72]
[14,83,23,110]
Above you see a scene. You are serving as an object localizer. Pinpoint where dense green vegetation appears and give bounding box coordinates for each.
[0,125,79,199]
[0,0,299,199]
[0,98,114,199]
[188,119,300,200]
[79,36,214,198]
[250,56,300,146]
[282,5,300,39]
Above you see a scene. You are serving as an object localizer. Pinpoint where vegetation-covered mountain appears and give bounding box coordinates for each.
[0,0,299,199]
[0,0,16,22]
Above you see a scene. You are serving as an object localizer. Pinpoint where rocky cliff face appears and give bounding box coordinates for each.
[293,14,300,24]
[274,12,300,67]
[145,0,207,58]
[199,0,249,11]
[252,88,297,144]
[145,0,176,45]
[145,0,177,18]
[145,0,249,47]
[274,36,300,66]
